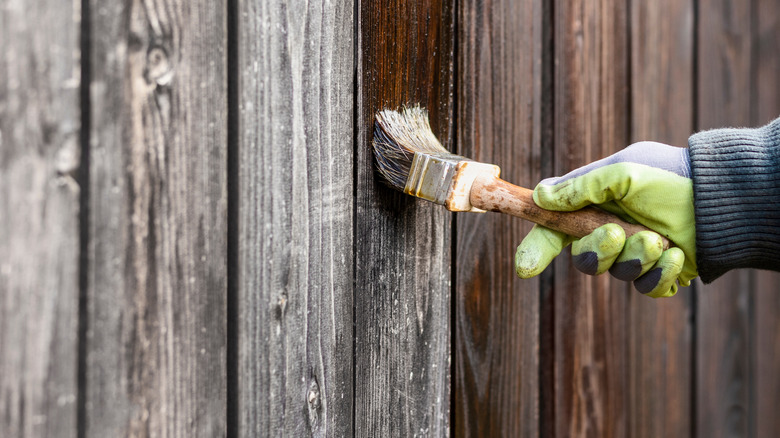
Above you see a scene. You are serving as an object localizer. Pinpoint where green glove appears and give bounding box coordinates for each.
[515,141,697,297]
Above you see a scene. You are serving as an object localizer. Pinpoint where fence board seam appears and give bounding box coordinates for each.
[77,0,91,436]
[226,0,240,435]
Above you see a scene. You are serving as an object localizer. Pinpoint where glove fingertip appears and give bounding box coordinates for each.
[663,283,680,297]
[634,248,685,298]
[515,253,549,278]
[570,224,626,276]
[650,282,679,299]
[515,243,556,278]
[515,225,569,279]
[609,259,643,281]
[610,231,664,281]
[634,267,663,294]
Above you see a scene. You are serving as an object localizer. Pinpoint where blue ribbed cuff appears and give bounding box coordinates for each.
[689,117,780,283]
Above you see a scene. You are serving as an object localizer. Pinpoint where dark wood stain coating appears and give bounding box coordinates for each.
[237,0,355,436]
[551,0,630,436]
[627,0,694,437]
[86,1,227,435]
[696,0,755,437]
[356,0,454,436]
[454,0,541,435]
[0,1,80,436]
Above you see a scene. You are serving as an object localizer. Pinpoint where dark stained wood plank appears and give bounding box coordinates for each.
[753,0,780,127]
[538,3,556,436]
[550,0,630,435]
[0,0,80,436]
[753,1,780,435]
[355,0,454,436]
[454,0,541,435]
[86,1,227,435]
[695,0,754,437]
[755,273,780,437]
[628,289,694,438]
[630,0,695,148]
[627,0,694,436]
[694,274,752,438]
[236,0,354,436]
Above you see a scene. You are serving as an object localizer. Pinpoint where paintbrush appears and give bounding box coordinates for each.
[372,106,670,249]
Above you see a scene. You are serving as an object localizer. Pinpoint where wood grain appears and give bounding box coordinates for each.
[355,0,454,436]
[454,0,541,435]
[86,1,227,435]
[753,0,780,435]
[0,0,80,436]
[695,0,755,437]
[236,0,354,436]
[550,0,630,435]
[627,0,694,436]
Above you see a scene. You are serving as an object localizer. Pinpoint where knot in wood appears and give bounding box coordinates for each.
[55,136,80,177]
[307,381,320,410]
[144,47,174,86]
[274,294,287,320]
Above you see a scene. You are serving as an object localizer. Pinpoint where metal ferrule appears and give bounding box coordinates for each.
[403,151,501,212]
[404,152,464,205]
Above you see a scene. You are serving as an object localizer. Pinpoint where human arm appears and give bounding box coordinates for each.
[515,116,780,297]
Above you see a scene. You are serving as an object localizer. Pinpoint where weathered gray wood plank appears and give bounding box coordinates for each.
[454,0,541,435]
[0,0,81,436]
[628,0,694,436]
[236,0,354,436]
[355,1,454,436]
[86,0,227,435]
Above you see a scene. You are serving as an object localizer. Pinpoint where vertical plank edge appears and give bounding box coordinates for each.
[77,0,92,434]
[226,0,240,435]
[538,0,557,434]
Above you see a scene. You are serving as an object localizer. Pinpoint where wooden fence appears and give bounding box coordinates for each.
[1,0,778,436]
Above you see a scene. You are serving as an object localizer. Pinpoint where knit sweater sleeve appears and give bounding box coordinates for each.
[688,116,780,283]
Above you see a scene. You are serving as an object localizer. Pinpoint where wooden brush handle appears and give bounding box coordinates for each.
[470,174,671,250]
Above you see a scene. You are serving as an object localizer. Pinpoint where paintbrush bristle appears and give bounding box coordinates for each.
[372,106,450,190]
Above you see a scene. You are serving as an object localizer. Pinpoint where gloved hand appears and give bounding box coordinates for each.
[515,141,697,297]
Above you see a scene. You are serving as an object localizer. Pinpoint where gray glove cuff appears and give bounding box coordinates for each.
[689,117,780,283]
